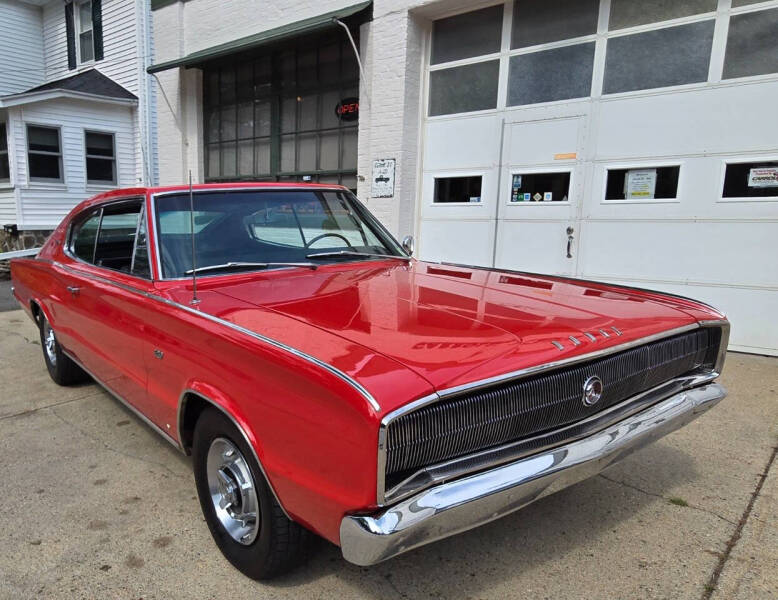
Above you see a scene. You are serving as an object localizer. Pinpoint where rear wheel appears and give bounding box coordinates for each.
[38,314,89,385]
[192,408,310,579]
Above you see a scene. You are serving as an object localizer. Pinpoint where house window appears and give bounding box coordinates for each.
[433,175,483,204]
[85,131,116,184]
[27,125,63,182]
[0,123,9,182]
[605,166,681,201]
[77,1,95,63]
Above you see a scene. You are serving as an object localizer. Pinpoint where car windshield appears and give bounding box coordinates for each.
[154,189,405,278]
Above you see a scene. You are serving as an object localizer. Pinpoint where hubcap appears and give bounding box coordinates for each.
[206,437,259,545]
[43,321,57,366]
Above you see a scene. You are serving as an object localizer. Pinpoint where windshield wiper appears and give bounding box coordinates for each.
[305,251,411,262]
[184,261,318,275]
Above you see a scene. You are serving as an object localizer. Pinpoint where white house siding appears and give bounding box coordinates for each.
[0,0,45,96]
[9,98,136,229]
[42,0,157,185]
[0,189,16,224]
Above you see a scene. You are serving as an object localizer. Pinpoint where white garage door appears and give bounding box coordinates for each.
[417,0,778,355]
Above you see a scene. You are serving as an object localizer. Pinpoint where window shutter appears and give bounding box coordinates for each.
[65,2,76,70]
[92,0,104,61]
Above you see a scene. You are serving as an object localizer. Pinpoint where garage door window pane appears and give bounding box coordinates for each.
[609,0,716,30]
[434,176,482,203]
[508,42,595,106]
[723,161,778,198]
[603,21,714,94]
[431,5,503,65]
[510,172,570,202]
[723,8,778,80]
[605,166,680,200]
[512,0,599,49]
[429,61,499,116]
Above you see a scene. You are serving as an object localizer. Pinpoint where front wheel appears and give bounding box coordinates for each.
[192,408,310,579]
[38,314,89,386]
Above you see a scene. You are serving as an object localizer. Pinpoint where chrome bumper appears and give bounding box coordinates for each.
[340,382,726,566]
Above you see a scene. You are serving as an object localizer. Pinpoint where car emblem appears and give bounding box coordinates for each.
[582,375,603,406]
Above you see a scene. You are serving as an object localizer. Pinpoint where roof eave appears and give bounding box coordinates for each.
[0,89,138,108]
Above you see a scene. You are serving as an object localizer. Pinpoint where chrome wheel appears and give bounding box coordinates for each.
[43,320,57,366]
[206,437,259,545]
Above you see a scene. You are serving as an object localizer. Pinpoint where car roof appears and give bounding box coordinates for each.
[70,182,349,215]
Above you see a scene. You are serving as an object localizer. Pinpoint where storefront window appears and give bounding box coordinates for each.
[203,32,359,190]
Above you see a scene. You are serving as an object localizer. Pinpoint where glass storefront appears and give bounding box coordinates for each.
[202,32,359,189]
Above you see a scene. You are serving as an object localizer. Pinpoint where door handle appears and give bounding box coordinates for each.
[566,226,575,259]
[66,285,81,296]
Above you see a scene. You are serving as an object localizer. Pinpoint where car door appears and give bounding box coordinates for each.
[60,199,154,414]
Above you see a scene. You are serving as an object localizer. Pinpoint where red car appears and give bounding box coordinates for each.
[11,183,729,579]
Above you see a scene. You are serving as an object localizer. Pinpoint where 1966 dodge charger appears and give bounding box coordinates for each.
[11,183,729,579]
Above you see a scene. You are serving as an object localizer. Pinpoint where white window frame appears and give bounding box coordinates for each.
[430,171,487,206]
[0,121,9,184]
[717,155,778,203]
[26,124,64,184]
[599,161,684,205]
[505,166,575,206]
[84,129,117,186]
[424,0,778,118]
[75,0,95,65]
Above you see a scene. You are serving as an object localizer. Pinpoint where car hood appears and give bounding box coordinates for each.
[202,260,700,395]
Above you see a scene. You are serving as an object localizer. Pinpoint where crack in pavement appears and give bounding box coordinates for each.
[701,444,778,600]
[598,473,738,526]
[0,391,103,421]
[49,405,188,479]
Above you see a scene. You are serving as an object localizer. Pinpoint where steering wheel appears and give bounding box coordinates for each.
[305,232,354,249]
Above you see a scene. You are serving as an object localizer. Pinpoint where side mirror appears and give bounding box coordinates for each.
[401,235,415,256]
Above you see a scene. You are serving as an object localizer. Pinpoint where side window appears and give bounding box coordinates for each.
[131,208,151,278]
[93,203,141,272]
[71,210,102,262]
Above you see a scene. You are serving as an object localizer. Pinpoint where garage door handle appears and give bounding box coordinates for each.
[67,285,81,296]
[566,227,574,259]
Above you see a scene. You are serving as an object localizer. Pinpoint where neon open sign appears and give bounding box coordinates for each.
[335,97,359,122]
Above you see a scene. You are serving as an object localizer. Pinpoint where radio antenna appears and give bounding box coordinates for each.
[188,171,200,306]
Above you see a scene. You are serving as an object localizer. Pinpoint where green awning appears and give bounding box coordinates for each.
[147,1,372,74]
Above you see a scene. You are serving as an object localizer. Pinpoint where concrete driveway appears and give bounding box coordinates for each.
[1,308,776,599]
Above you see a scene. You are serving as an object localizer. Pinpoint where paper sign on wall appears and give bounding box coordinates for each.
[748,167,778,188]
[371,159,395,198]
[625,169,657,199]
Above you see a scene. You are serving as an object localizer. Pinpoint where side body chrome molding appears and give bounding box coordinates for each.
[42,259,380,412]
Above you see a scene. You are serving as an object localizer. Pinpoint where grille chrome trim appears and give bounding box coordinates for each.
[381,370,718,504]
[376,320,727,505]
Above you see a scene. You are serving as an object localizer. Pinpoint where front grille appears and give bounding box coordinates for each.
[384,328,720,487]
